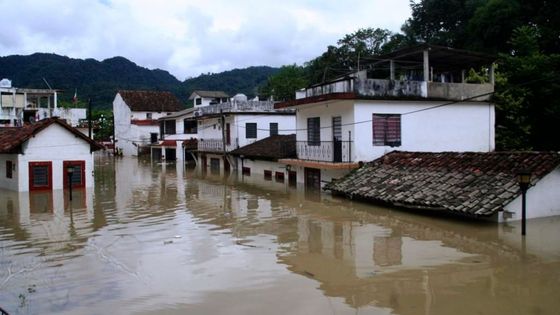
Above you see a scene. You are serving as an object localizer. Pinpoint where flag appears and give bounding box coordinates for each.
[72,89,78,104]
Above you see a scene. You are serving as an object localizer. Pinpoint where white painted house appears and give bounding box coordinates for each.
[189,90,230,108]
[275,44,497,189]
[195,96,295,175]
[113,90,183,157]
[151,107,198,163]
[0,117,102,192]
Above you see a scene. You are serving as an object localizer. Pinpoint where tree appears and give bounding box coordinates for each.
[259,65,308,101]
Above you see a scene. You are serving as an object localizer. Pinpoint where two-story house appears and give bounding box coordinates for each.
[275,44,497,189]
[113,90,183,157]
[195,94,295,175]
[151,107,198,163]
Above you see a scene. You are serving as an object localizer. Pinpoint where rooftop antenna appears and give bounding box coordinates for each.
[42,77,53,90]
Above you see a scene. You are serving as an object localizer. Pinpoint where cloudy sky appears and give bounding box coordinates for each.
[0,0,411,80]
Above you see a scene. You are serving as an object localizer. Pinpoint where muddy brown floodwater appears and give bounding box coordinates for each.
[1,155,560,315]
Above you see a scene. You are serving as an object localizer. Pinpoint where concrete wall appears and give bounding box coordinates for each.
[502,168,560,222]
[113,93,168,156]
[353,100,495,162]
[0,154,19,190]
[3,124,95,191]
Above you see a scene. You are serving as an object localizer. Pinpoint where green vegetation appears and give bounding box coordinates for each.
[262,0,559,150]
[0,54,278,109]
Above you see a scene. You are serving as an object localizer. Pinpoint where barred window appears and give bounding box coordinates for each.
[307,117,320,146]
[372,114,401,147]
[269,123,278,136]
[246,123,257,139]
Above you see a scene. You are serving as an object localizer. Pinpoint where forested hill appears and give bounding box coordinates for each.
[0,53,278,109]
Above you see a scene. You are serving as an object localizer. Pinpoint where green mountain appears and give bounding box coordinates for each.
[0,53,278,109]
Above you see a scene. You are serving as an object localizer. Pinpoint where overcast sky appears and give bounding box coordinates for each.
[0,0,411,80]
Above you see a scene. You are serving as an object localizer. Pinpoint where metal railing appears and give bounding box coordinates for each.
[195,100,294,116]
[197,138,239,152]
[296,141,353,163]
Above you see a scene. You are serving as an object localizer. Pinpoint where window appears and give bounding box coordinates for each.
[270,123,278,136]
[63,160,86,188]
[164,120,176,134]
[372,114,401,147]
[242,167,251,176]
[184,119,197,134]
[150,133,158,144]
[146,113,152,119]
[221,97,228,103]
[275,172,285,183]
[246,123,257,139]
[307,117,320,146]
[6,161,13,179]
[195,98,202,106]
[29,161,52,191]
[264,170,272,180]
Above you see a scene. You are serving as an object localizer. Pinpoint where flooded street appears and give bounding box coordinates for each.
[1,156,560,315]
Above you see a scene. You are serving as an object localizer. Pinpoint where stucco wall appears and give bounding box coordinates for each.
[353,100,495,162]
[502,168,560,222]
[0,154,19,190]
[14,124,94,191]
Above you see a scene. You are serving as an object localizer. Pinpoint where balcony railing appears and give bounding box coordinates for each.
[296,141,353,163]
[195,100,294,117]
[197,138,239,152]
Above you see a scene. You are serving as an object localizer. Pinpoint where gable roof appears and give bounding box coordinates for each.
[0,117,103,153]
[229,134,296,161]
[118,90,183,112]
[325,151,560,217]
[188,90,229,100]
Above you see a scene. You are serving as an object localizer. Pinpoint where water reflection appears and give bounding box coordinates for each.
[0,155,559,315]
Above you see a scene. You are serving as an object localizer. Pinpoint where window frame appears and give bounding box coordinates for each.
[307,117,320,146]
[246,123,257,139]
[29,161,52,191]
[63,160,86,188]
[372,114,402,147]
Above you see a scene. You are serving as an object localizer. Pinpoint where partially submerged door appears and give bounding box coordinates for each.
[304,167,321,190]
[332,116,342,162]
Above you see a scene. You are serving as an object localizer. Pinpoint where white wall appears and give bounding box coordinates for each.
[113,93,169,156]
[502,168,560,221]
[353,100,495,162]
[295,99,495,163]
[14,124,94,191]
[233,114,295,149]
[0,154,19,190]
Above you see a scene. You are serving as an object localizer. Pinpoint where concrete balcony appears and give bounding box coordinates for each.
[197,138,239,153]
[195,100,293,117]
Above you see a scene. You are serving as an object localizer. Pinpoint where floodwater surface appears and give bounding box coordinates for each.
[1,156,560,315]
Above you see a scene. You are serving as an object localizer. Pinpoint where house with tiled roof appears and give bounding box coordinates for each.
[113,90,183,156]
[229,134,297,185]
[275,44,497,189]
[325,151,560,221]
[194,94,295,176]
[189,90,230,108]
[0,117,102,191]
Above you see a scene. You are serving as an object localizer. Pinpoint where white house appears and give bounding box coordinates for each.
[151,107,198,163]
[195,96,295,175]
[113,90,183,157]
[275,44,497,189]
[0,117,102,192]
[189,90,230,108]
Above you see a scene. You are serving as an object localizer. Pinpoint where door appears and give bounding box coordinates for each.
[226,123,231,146]
[332,116,342,162]
[304,167,321,190]
[223,156,231,174]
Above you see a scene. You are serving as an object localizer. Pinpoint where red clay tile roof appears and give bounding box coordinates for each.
[229,134,296,161]
[0,117,103,153]
[325,151,560,217]
[118,90,183,112]
[182,139,198,150]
